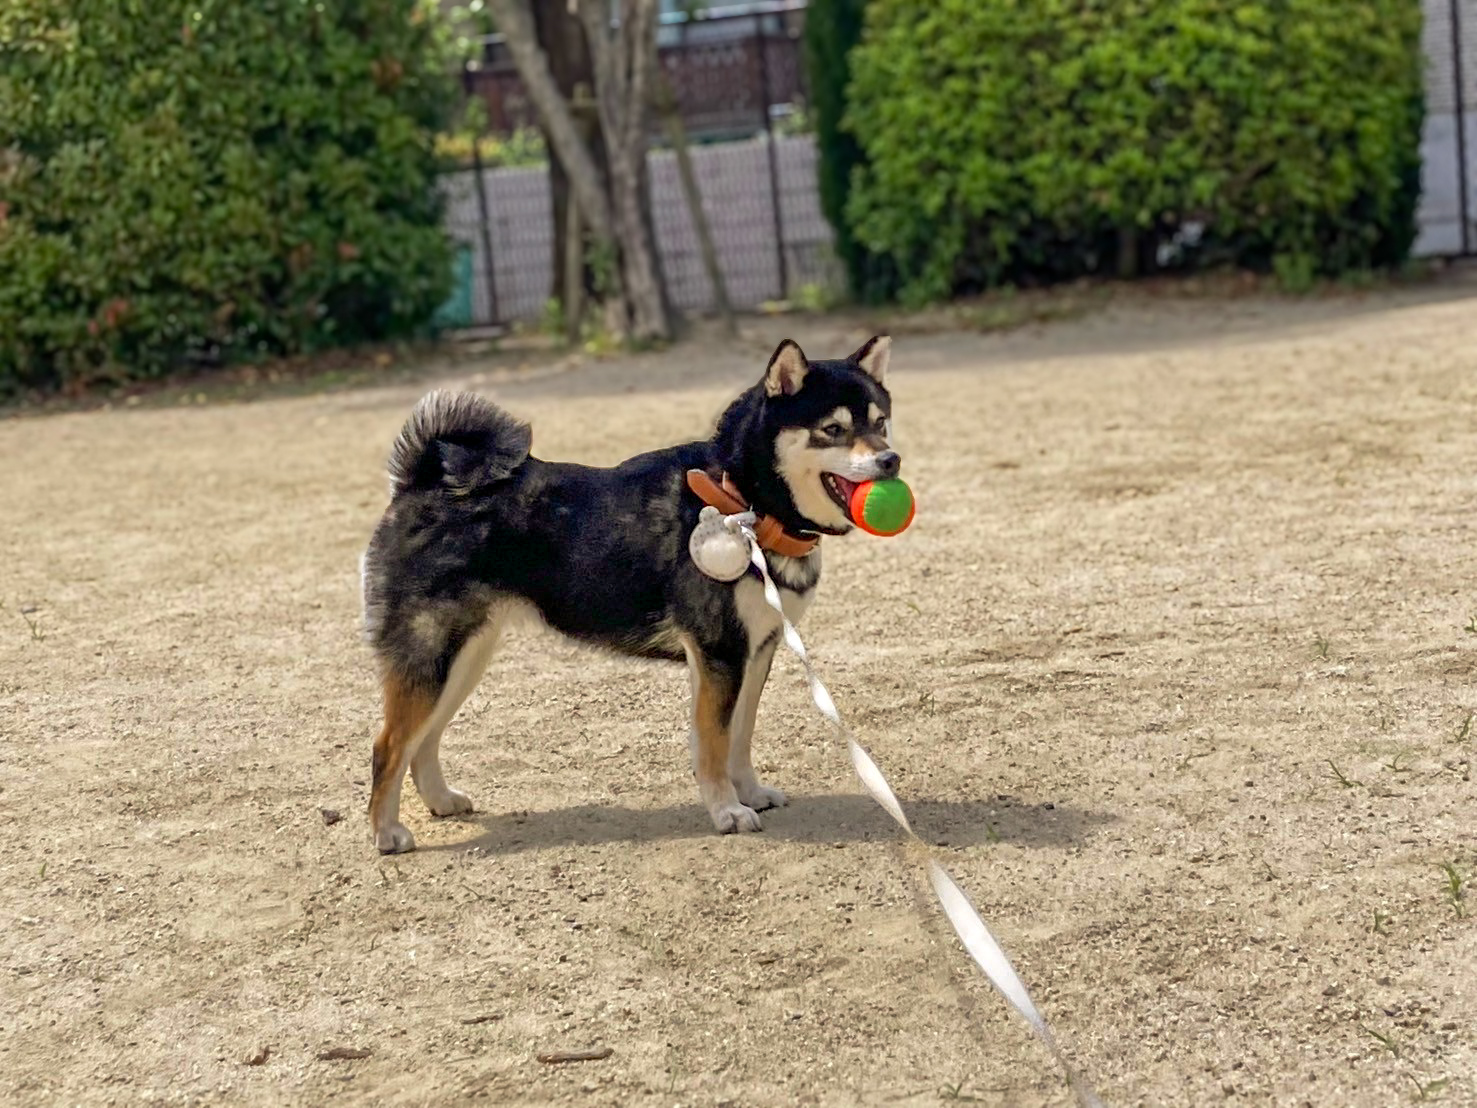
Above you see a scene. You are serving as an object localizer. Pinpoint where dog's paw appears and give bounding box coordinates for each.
[710,802,764,834]
[737,781,787,811]
[375,823,417,854]
[426,788,475,818]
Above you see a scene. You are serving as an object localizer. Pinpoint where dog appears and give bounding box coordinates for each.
[360,335,899,853]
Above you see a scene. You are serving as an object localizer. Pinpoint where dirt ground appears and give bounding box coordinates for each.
[3,281,1476,1108]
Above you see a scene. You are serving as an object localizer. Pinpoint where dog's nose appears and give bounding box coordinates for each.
[875,450,901,478]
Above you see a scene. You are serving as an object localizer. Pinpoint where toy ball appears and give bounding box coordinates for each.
[850,477,915,537]
[689,505,752,581]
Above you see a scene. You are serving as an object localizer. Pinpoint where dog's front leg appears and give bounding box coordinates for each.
[685,646,762,833]
[729,637,787,811]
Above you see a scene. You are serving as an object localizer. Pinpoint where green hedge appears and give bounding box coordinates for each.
[0,0,458,395]
[843,0,1425,304]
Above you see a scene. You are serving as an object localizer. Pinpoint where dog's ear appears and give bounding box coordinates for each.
[850,334,891,386]
[763,339,809,397]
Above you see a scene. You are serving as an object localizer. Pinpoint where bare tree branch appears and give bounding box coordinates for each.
[575,0,619,154]
[574,0,669,340]
[624,1,659,152]
[483,0,612,241]
[652,55,735,336]
[492,0,668,340]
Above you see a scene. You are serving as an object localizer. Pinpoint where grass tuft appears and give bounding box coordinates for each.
[1437,862,1466,919]
[1326,759,1360,790]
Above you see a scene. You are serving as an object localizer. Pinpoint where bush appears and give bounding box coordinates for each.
[843,0,1425,304]
[435,126,548,170]
[803,0,897,302]
[0,0,458,395]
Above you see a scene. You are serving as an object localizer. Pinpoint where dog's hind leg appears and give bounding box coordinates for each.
[728,634,787,812]
[410,616,507,818]
[369,673,438,854]
[369,621,500,853]
[684,642,761,833]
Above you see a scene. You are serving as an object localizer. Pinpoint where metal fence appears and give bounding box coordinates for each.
[442,3,831,328]
[1418,0,1477,256]
[464,4,808,141]
[441,134,839,327]
[443,0,1473,330]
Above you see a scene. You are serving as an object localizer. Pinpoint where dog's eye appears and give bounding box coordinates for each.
[820,422,846,438]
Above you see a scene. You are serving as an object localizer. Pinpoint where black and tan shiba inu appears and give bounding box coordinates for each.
[360,336,900,853]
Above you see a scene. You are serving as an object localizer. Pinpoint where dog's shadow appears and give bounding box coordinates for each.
[423,793,1112,856]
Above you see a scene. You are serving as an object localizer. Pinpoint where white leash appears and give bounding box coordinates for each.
[728,513,1103,1107]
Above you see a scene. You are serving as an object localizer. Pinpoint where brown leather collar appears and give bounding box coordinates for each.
[686,469,820,559]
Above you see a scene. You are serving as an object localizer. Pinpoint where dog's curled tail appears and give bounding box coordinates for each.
[386,390,532,497]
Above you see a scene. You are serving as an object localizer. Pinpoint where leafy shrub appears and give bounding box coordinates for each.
[803,0,897,302]
[843,0,1425,304]
[0,0,458,394]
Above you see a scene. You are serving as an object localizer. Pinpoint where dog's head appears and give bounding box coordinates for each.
[718,336,898,536]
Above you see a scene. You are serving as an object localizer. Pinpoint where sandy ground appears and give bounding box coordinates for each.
[3,282,1477,1108]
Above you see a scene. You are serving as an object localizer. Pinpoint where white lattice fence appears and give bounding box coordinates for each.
[441,135,840,326]
[1418,0,1477,255]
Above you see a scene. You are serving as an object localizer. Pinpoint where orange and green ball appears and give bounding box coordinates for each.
[848,477,915,537]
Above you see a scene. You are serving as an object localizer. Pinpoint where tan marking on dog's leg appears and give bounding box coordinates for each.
[410,618,505,818]
[729,641,786,811]
[369,675,436,854]
[685,645,761,834]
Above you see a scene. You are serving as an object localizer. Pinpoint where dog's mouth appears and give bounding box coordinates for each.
[821,472,859,520]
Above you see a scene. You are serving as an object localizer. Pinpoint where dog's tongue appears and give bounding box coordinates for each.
[832,475,860,520]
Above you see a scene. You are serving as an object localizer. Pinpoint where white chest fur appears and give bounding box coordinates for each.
[732,547,820,655]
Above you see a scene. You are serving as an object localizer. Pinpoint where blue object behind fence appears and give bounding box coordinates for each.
[433,243,474,330]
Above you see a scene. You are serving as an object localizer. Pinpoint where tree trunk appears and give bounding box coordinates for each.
[577,0,670,343]
[1117,227,1140,279]
[563,186,584,343]
[609,152,667,341]
[533,0,605,307]
[653,59,735,337]
[485,0,669,343]
[483,0,620,308]
[639,123,674,331]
